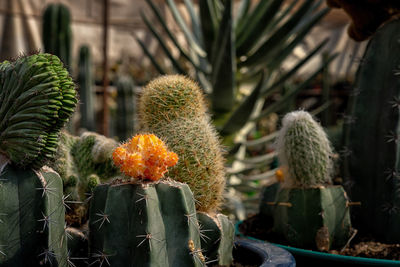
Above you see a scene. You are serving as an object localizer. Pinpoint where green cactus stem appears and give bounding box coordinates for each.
[89,179,205,267]
[0,53,77,169]
[42,3,72,69]
[116,75,136,141]
[342,18,400,242]
[77,45,95,131]
[0,157,68,266]
[276,110,333,187]
[139,75,226,213]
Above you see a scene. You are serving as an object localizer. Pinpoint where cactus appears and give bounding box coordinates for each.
[342,18,400,242]
[276,110,333,187]
[89,180,206,267]
[116,75,136,141]
[77,45,95,131]
[197,213,234,266]
[139,75,226,213]
[0,53,76,266]
[42,3,72,69]
[268,110,352,251]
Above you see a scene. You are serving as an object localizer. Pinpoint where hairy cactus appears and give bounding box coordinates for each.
[268,110,352,251]
[276,110,333,187]
[139,75,226,213]
[42,3,72,68]
[77,45,95,131]
[342,18,400,242]
[116,75,136,141]
[0,53,77,168]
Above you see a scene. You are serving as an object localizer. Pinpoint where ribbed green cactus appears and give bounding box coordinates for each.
[197,212,234,266]
[342,18,400,242]
[116,75,135,141]
[269,110,352,251]
[42,3,72,69]
[0,53,77,169]
[77,45,95,131]
[276,110,333,187]
[139,75,226,213]
[89,180,206,267]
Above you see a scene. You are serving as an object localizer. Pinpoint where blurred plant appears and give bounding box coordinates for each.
[115,75,136,141]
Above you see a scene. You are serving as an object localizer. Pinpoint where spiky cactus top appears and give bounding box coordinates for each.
[0,53,77,168]
[276,111,333,187]
[139,75,226,213]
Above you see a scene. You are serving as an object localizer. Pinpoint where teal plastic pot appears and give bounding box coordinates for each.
[236,221,400,266]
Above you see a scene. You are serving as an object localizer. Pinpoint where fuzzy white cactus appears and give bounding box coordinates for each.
[276,110,333,187]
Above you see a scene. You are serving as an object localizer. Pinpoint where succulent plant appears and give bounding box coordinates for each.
[0,53,76,266]
[342,18,400,242]
[276,110,333,187]
[116,75,136,141]
[139,75,226,213]
[42,3,72,69]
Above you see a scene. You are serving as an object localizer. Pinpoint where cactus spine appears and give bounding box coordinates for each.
[139,75,226,213]
[77,45,95,131]
[116,75,135,141]
[268,110,351,251]
[0,53,77,266]
[42,3,72,69]
[342,18,400,242]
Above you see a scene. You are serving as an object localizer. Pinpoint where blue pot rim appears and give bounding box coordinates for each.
[235,221,400,266]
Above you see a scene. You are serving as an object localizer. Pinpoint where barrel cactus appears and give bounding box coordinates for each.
[0,53,77,265]
[266,110,352,251]
[139,75,226,213]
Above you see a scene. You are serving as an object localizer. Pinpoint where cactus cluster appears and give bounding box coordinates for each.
[139,75,226,213]
[276,110,333,187]
[42,3,72,69]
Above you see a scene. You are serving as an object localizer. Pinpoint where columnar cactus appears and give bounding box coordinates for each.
[139,75,226,213]
[342,18,400,242]
[266,110,352,251]
[77,45,95,131]
[116,75,136,141]
[0,53,77,266]
[42,3,72,69]
[276,110,333,187]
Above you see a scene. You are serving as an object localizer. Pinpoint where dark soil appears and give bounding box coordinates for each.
[239,214,400,261]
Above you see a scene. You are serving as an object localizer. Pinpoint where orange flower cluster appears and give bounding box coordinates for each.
[112,134,178,181]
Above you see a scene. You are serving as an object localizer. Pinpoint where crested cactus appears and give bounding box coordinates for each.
[139,75,226,213]
[267,110,352,251]
[0,53,76,266]
[42,3,72,69]
[342,18,400,242]
[77,45,95,131]
[116,75,136,141]
[276,110,333,187]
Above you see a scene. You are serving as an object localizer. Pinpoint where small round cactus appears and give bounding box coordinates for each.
[276,110,333,187]
[139,75,226,213]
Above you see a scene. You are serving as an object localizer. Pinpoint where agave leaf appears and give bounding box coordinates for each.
[140,11,186,74]
[199,0,218,61]
[211,0,235,113]
[253,54,337,122]
[220,73,265,136]
[260,38,329,98]
[134,35,166,75]
[236,0,283,56]
[183,0,201,40]
[166,0,206,57]
[240,0,315,68]
[234,0,251,29]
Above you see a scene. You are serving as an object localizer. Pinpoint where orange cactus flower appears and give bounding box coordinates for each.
[112,134,178,181]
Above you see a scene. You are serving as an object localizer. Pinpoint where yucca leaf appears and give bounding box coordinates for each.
[260,38,329,98]
[236,0,283,56]
[252,54,337,122]
[166,0,206,57]
[183,0,201,40]
[240,0,315,68]
[220,72,265,136]
[211,0,235,113]
[133,35,166,75]
[200,0,218,61]
[234,0,251,29]
[140,11,186,74]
